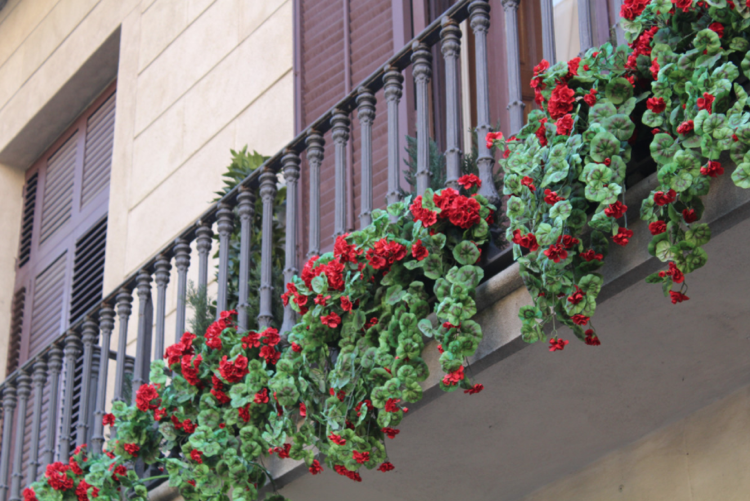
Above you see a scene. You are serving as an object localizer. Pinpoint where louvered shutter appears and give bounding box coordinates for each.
[5,289,25,376]
[17,174,37,268]
[81,93,115,207]
[69,217,107,323]
[39,136,77,244]
[28,253,68,359]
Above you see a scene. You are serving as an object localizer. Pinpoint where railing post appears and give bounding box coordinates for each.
[498,0,525,134]
[577,0,593,53]
[539,0,557,64]
[195,222,213,293]
[305,131,324,258]
[173,239,191,342]
[237,188,256,331]
[59,330,81,460]
[28,359,47,482]
[470,0,501,206]
[331,110,350,238]
[383,67,404,212]
[215,204,234,317]
[258,169,277,330]
[9,372,30,501]
[441,18,462,190]
[411,42,433,196]
[77,317,98,447]
[86,348,100,446]
[41,346,62,470]
[154,255,171,358]
[92,306,115,455]
[281,150,301,337]
[113,288,132,403]
[357,88,376,226]
[133,270,153,397]
[0,382,17,501]
[611,0,625,45]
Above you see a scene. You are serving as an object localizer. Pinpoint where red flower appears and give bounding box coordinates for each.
[571,314,590,326]
[135,384,159,412]
[650,58,660,80]
[328,433,346,446]
[543,244,568,263]
[458,174,482,190]
[445,195,482,229]
[75,480,98,501]
[309,460,324,475]
[442,366,465,386]
[154,408,167,421]
[340,296,353,311]
[567,57,581,78]
[259,345,280,365]
[261,327,281,346]
[111,465,127,482]
[536,118,549,146]
[299,402,307,417]
[583,90,597,107]
[584,329,601,346]
[543,189,564,205]
[697,92,715,113]
[567,286,586,305]
[164,332,196,366]
[533,59,550,76]
[709,22,724,38]
[334,465,362,482]
[604,201,628,219]
[649,221,667,235]
[620,0,651,19]
[385,398,402,413]
[269,443,291,459]
[548,83,575,119]
[580,249,604,262]
[254,388,269,404]
[219,355,249,383]
[321,312,341,328]
[241,331,261,349]
[669,291,690,304]
[187,480,196,487]
[485,131,503,149]
[653,189,677,206]
[378,462,395,473]
[674,0,692,11]
[291,342,302,353]
[557,235,579,250]
[181,354,202,386]
[353,451,370,464]
[555,114,574,136]
[123,443,140,457]
[646,97,666,113]
[677,120,694,135]
[211,389,230,404]
[521,176,536,192]
[190,450,203,464]
[238,405,251,423]
[365,317,378,329]
[23,489,37,501]
[409,195,438,227]
[464,383,484,395]
[667,262,685,283]
[511,230,540,252]
[411,239,429,261]
[700,160,723,178]
[333,234,362,263]
[682,209,698,224]
[69,458,83,476]
[613,227,634,246]
[382,427,400,439]
[182,419,197,434]
[102,413,115,426]
[549,338,569,352]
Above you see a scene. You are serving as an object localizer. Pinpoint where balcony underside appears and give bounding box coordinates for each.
[265,167,750,500]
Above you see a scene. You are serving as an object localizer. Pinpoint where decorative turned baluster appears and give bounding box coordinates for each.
[86,348,100,446]
[173,239,191,342]
[331,110,350,238]
[77,317,98,447]
[411,41,433,196]
[59,330,81,460]
[132,271,153,398]
[41,346,62,469]
[257,169,277,330]
[470,0,501,206]
[92,306,115,455]
[215,204,234,318]
[305,131,324,258]
[154,255,171,359]
[195,222,213,293]
[9,372,29,501]
[540,0,557,64]
[237,188,256,331]
[383,67,404,213]
[498,0,525,134]
[113,289,132,403]
[280,150,301,337]
[441,18,462,190]
[28,359,47,482]
[0,382,17,501]
[357,88,376,226]
[577,0,593,53]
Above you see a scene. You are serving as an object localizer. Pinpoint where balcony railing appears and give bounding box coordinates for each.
[0,0,614,498]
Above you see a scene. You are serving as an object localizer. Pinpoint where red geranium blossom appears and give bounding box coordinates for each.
[543,189,564,205]
[378,462,395,472]
[549,338,569,352]
[464,383,484,395]
[102,413,115,426]
[340,296,353,311]
[409,195,438,227]
[700,160,723,178]
[333,234,362,263]
[548,83,575,119]
[328,433,346,446]
[585,329,601,346]
[649,221,667,235]
[667,262,685,283]
[674,0,692,12]
[670,291,690,304]
[604,201,628,219]
[254,388,269,404]
[135,384,160,412]
[353,451,370,464]
[46,462,73,491]
[164,332,196,366]
[411,239,429,261]
[123,443,140,457]
[219,355,249,383]
[646,97,666,113]
[238,405,251,423]
[382,427,400,439]
[521,176,536,192]
[677,120,694,135]
[682,209,698,223]
[709,22,724,38]
[653,189,677,206]
[321,312,342,328]
[543,244,568,263]
[613,227,634,246]
[511,230,540,252]
[583,88,598,107]
[567,286,586,305]
[75,480,98,501]
[571,314,590,326]
[557,234,579,249]
[485,131,503,149]
[556,114,574,136]
[23,489,37,501]
[536,118,549,146]
[309,460,324,475]
[385,398,402,413]
[334,465,362,482]
[458,174,482,190]
[580,249,604,262]
[190,450,203,464]
[697,92,715,113]
[442,366,465,386]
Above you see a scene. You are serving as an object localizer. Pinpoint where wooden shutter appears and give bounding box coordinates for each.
[5,289,25,377]
[18,174,37,268]
[69,216,107,324]
[81,94,115,207]
[39,136,77,244]
[28,252,67,359]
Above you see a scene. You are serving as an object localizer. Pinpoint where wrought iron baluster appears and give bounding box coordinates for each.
[9,373,30,501]
[113,289,132,403]
[77,317,98,447]
[86,348,100,446]
[0,382,17,501]
[305,131,324,258]
[258,169,277,330]
[281,150,301,337]
[383,67,404,214]
[237,188,256,330]
[357,88,376,226]
[59,330,81,460]
[133,271,153,398]
[331,110,350,238]
[28,359,47,482]
[173,239,191,342]
[92,306,115,455]
[499,0,525,134]
[215,204,234,317]
[195,222,213,293]
[441,18,462,190]
[540,0,557,64]
[470,0,501,206]
[412,42,433,196]
[41,346,62,469]
[154,255,171,358]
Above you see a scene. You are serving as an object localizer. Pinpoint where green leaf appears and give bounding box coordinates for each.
[417,319,435,338]
[549,200,572,221]
[578,274,603,297]
[589,132,621,162]
[686,223,711,246]
[386,285,404,305]
[605,77,634,105]
[507,196,525,218]
[589,102,617,124]
[311,275,328,294]
[642,109,664,128]
[603,114,635,141]
[732,162,750,188]
[535,223,559,246]
[421,254,443,280]
[453,241,480,265]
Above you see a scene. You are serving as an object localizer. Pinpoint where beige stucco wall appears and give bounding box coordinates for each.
[0,0,293,382]
[522,383,750,501]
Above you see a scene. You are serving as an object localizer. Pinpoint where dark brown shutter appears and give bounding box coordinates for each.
[81,93,116,207]
[69,217,107,323]
[39,135,77,244]
[5,289,25,377]
[28,252,67,359]
[18,174,37,268]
